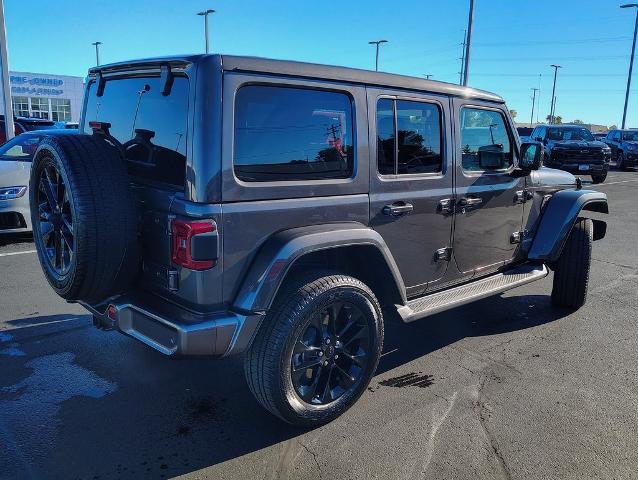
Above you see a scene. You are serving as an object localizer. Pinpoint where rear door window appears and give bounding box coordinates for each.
[233,85,354,182]
[83,75,189,188]
[376,98,443,175]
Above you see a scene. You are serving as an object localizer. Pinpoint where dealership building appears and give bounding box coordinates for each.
[9,71,84,123]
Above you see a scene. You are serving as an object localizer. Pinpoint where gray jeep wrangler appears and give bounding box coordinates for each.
[29,55,608,426]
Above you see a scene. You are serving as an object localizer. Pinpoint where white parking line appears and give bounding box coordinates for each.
[595,178,638,186]
[0,250,36,257]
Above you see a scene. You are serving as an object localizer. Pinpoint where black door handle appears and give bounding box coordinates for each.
[383,202,414,216]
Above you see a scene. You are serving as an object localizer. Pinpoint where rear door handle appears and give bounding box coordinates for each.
[458,197,483,207]
[383,202,414,216]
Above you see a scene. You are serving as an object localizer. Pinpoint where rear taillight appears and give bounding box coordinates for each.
[171,219,218,271]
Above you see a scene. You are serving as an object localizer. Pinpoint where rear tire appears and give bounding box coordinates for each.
[551,218,592,309]
[244,271,383,426]
[29,134,140,303]
[591,172,607,184]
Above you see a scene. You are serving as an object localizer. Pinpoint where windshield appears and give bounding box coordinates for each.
[547,127,594,141]
[622,131,638,141]
[0,135,42,161]
[22,123,57,131]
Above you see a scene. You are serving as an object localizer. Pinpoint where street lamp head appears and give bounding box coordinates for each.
[550,64,562,69]
[369,40,388,45]
[620,4,638,8]
[92,41,102,46]
[197,9,215,15]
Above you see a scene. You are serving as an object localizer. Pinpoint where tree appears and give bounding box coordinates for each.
[555,116,563,124]
[609,124,618,130]
[572,119,584,124]
[509,109,517,119]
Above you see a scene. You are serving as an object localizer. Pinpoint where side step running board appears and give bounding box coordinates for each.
[397,263,548,323]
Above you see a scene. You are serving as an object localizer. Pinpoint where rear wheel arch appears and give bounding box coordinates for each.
[232,224,407,314]
[287,245,404,309]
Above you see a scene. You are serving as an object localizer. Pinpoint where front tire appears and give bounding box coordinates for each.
[617,151,626,170]
[244,271,383,426]
[591,172,607,184]
[551,218,592,309]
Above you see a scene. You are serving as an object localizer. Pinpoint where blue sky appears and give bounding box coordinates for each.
[4,0,637,127]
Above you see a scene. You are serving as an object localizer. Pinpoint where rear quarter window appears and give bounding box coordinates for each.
[83,75,189,189]
[233,85,354,182]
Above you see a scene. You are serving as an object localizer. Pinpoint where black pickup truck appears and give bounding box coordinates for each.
[530,124,611,183]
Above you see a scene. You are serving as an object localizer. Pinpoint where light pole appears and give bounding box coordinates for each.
[549,64,561,124]
[368,40,388,72]
[0,0,15,141]
[621,4,638,129]
[530,88,539,126]
[423,74,433,80]
[197,9,215,54]
[92,41,102,66]
[462,0,475,86]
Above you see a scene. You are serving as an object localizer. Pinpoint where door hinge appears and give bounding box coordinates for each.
[434,247,452,262]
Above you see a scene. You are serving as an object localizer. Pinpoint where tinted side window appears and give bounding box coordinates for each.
[376,98,443,175]
[376,98,395,175]
[83,75,189,188]
[460,107,512,172]
[234,85,354,182]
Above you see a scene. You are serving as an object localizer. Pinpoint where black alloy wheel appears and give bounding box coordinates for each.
[36,158,74,278]
[291,300,371,405]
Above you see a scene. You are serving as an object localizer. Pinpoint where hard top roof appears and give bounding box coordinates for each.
[89,54,504,103]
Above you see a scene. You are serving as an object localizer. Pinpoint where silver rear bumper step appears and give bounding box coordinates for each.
[397,263,548,323]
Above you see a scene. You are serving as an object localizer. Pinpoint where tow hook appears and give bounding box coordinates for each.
[92,305,118,331]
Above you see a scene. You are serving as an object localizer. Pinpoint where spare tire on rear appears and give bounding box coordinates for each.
[29,134,140,304]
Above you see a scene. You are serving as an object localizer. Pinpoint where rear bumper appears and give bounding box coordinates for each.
[82,293,264,357]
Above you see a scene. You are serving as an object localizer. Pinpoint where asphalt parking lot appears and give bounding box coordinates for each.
[1,171,637,480]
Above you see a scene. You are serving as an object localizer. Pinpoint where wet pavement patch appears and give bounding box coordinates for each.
[377,372,435,389]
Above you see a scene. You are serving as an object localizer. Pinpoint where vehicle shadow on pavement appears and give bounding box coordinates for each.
[0,293,570,479]
[378,292,569,375]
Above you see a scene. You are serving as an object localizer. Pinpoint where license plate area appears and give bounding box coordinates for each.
[579,164,589,171]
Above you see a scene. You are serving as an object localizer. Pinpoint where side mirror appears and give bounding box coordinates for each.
[519,141,543,171]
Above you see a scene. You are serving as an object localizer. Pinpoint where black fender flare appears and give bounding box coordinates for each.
[528,189,608,263]
[232,222,407,314]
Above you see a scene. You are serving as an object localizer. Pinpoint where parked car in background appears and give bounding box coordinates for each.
[0,115,58,144]
[593,132,608,141]
[603,129,638,170]
[516,126,533,143]
[27,54,607,426]
[65,122,79,129]
[0,130,75,233]
[530,124,611,183]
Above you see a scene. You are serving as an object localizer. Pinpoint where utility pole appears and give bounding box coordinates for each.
[530,88,539,126]
[91,41,102,66]
[462,0,475,86]
[0,0,14,141]
[459,29,467,85]
[368,40,388,71]
[197,9,215,54]
[549,64,561,124]
[620,4,638,129]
